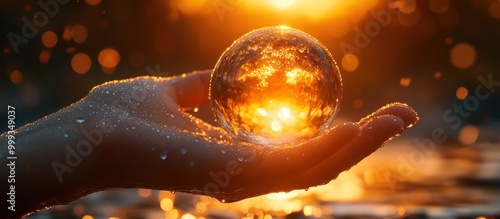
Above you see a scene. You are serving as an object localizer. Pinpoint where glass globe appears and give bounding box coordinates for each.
[210,26,342,146]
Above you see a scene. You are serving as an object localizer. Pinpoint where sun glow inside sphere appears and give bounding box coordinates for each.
[210,26,342,146]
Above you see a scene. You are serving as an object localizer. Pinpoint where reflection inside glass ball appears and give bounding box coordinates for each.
[210,26,342,146]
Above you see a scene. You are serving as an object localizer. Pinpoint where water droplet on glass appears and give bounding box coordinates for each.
[75,118,85,123]
[180,147,187,155]
[160,150,168,160]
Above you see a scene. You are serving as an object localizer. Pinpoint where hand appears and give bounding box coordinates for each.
[3,70,418,217]
[85,70,418,202]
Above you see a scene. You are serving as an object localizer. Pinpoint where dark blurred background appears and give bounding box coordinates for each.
[1,0,500,218]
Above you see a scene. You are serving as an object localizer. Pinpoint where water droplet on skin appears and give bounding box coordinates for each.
[237,156,244,162]
[180,147,187,155]
[76,118,85,123]
[160,150,168,160]
[166,135,170,139]
[63,133,68,138]
[220,148,227,154]
[57,117,61,121]
[367,126,373,130]
[221,199,226,203]
[105,90,109,94]
[170,114,175,118]
[131,125,136,130]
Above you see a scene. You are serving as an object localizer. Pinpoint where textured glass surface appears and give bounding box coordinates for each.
[210,26,342,146]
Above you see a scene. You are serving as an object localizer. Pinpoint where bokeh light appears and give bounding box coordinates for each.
[490,1,500,19]
[10,70,23,84]
[160,198,174,211]
[450,42,476,69]
[400,77,411,87]
[85,0,101,6]
[458,125,479,145]
[41,31,58,48]
[39,50,51,64]
[98,48,121,69]
[71,53,92,74]
[456,86,468,100]
[72,25,88,44]
[341,53,359,72]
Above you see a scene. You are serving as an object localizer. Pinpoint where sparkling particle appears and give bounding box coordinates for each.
[75,118,85,123]
[160,150,168,160]
[210,26,342,146]
[180,147,187,155]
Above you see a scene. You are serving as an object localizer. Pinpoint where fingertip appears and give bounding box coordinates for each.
[360,115,405,143]
[360,102,419,128]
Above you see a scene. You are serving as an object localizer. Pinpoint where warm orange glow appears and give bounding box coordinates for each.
[167,209,179,219]
[429,0,449,14]
[71,53,92,74]
[41,31,57,48]
[398,9,421,27]
[174,0,210,16]
[10,70,23,84]
[138,189,151,198]
[101,66,116,74]
[400,77,411,87]
[268,0,296,10]
[434,71,442,79]
[456,86,468,100]
[72,25,88,44]
[458,125,479,145]
[450,43,476,70]
[211,26,341,145]
[98,48,121,68]
[39,49,51,64]
[490,1,500,19]
[243,0,375,22]
[82,215,94,219]
[85,0,101,6]
[72,204,84,216]
[180,214,196,219]
[62,25,72,42]
[341,53,359,72]
[160,198,174,211]
[398,207,406,216]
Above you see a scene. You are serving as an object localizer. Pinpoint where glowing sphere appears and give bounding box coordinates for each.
[210,26,342,146]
